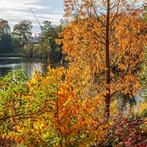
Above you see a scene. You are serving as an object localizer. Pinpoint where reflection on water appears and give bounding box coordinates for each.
[0,57,48,77]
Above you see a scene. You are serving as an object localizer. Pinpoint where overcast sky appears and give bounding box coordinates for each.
[0,0,64,32]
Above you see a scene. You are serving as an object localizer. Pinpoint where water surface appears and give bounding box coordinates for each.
[0,57,48,77]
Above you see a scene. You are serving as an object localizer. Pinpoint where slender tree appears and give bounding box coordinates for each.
[36,21,63,64]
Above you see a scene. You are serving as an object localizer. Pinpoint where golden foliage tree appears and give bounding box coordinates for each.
[63,0,147,120]
[0,68,106,146]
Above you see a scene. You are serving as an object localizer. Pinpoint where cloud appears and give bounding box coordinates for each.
[0,0,63,32]
[1,0,41,10]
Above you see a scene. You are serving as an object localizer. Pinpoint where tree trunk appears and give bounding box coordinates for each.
[105,0,111,121]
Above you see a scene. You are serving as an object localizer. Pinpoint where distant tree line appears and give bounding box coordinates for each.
[0,18,64,64]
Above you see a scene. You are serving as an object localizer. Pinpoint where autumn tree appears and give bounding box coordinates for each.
[63,0,147,120]
[0,67,106,146]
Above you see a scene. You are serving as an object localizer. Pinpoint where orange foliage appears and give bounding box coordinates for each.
[62,0,147,119]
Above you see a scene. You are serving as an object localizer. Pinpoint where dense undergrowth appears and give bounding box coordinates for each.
[0,69,146,147]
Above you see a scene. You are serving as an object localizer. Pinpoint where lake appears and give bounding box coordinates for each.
[0,57,48,77]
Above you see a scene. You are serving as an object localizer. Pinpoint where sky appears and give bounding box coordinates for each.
[0,0,64,32]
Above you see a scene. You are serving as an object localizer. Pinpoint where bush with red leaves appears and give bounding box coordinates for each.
[106,115,147,147]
